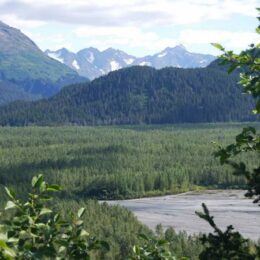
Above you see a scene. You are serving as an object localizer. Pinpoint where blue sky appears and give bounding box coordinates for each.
[0,0,259,56]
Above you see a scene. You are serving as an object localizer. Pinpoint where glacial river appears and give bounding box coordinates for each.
[106,190,260,240]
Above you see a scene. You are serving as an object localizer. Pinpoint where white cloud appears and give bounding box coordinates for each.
[75,26,177,51]
[0,14,45,29]
[23,30,73,51]
[0,0,258,55]
[0,0,258,27]
[179,29,260,50]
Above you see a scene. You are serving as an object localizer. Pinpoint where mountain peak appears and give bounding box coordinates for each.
[57,47,71,55]
[174,44,186,50]
[46,45,216,79]
[60,47,69,51]
[46,47,71,55]
[0,21,22,35]
[103,47,118,53]
[165,45,187,52]
[78,47,99,54]
[0,21,86,104]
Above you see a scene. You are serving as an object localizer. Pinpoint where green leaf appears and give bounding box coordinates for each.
[39,195,52,201]
[7,238,19,243]
[0,232,7,241]
[39,208,52,216]
[228,63,238,74]
[0,240,8,249]
[75,220,83,226]
[0,240,16,258]
[211,43,225,51]
[32,174,43,189]
[54,214,60,223]
[46,184,61,192]
[77,208,86,218]
[5,201,17,210]
[58,246,66,253]
[40,181,47,193]
[4,187,16,200]
[80,229,89,237]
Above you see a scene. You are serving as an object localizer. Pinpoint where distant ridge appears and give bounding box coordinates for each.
[45,45,216,80]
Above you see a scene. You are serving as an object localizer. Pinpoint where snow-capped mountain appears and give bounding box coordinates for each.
[132,45,215,68]
[45,45,215,80]
[45,47,135,80]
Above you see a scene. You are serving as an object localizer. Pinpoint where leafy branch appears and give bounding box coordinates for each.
[0,174,109,259]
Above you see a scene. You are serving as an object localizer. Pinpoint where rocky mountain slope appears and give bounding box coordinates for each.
[45,45,215,80]
[0,21,86,104]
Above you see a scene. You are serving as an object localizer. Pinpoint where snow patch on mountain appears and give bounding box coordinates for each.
[140,61,151,66]
[45,45,216,80]
[157,52,167,58]
[87,52,95,63]
[99,69,105,74]
[124,58,134,65]
[72,60,80,70]
[110,60,121,71]
[47,52,64,64]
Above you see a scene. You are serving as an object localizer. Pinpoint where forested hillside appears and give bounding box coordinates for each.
[0,124,258,201]
[0,124,258,258]
[3,124,250,258]
[0,64,254,126]
[0,81,39,106]
[0,21,86,103]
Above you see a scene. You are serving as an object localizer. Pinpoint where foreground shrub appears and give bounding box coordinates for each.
[0,174,109,259]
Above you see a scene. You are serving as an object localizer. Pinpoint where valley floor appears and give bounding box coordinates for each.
[107,190,260,240]
[0,123,259,258]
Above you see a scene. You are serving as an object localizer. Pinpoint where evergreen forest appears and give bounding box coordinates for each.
[0,123,258,259]
[0,65,256,126]
[0,124,258,202]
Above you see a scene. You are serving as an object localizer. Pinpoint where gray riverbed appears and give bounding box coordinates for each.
[106,190,260,240]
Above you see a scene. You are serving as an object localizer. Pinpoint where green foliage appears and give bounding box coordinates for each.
[196,203,257,260]
[212,15,260,205]
[197,11,260,260]
[55,199,152,259]
[214,126,260,203]
[164,228,202,260]
[131,234,176,260]
[131,226,203,260]
[212,29,260,114]
[0,174,109,259]
[0,64,254,126]
[0,175,205,260]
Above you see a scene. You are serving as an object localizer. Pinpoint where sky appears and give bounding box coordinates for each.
[0,0,259,57]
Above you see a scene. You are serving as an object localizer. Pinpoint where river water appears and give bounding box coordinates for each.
[106,190,260,240]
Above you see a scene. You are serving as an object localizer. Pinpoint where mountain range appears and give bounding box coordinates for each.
[0,21,86,105]
[0,20,253,127]
[0,63,254,126]
[45,45,216,80]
